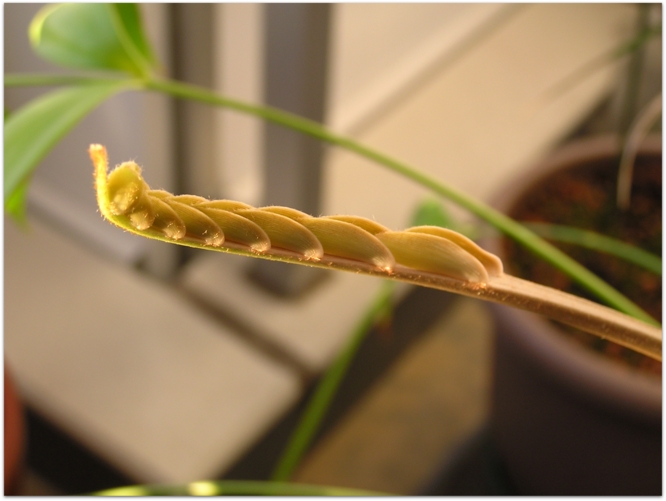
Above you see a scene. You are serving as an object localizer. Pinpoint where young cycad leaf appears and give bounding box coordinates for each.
[260,206,312,219]
[197,200,254,211]
[171,194,210,205]
[261,206,395,272]
[106,162,157,229]
[151,193,271,251]
[4,82,129,221]
[197,207,271,252]
[148,189,172,200]
[323,215,390,235]
[127,196,156,231]
[107,162,148,214]
[259,208,394,270]
[91,145,661,361]
[29,3,154,76]
[377,231,488,282]
[147,197,187,240]
[406,226,503,277]
[298,218,395,272]
[236,209,324,260]
[163,199,225,247]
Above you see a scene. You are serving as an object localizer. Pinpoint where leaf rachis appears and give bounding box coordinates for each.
[91,144,661,361]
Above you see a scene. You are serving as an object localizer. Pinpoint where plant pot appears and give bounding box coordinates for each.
[485,135,662,495]
[5,365,26,495]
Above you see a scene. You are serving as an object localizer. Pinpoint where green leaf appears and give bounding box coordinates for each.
[4,82,131,208]
[523,222,662,276]
[411,198,456,228]
[5,177,31,225]
[29,3,154,76]
[410,197,478,238]
[110,4,157,67]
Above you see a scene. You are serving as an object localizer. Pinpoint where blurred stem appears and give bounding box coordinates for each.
[95,480,388,496]
[271,281,396,481]
[523,222,662,276]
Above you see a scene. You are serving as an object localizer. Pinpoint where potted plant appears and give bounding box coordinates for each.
[5,3,661,496]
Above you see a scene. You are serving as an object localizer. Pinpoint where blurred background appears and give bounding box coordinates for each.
[4,3,660,495]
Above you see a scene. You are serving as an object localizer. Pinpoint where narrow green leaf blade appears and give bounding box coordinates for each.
[110,4,157,67]
[524,222,662,276]
[4,82,130,203]
[29,4,147,75]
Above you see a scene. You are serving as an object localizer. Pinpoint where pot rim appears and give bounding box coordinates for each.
[485,134,662,420]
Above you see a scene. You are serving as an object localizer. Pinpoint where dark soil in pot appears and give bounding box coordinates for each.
[503,142,661,375]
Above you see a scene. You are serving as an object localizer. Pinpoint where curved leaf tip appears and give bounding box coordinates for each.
[28,3,156,76]
[27,3,57,49]
[91,145,504,283]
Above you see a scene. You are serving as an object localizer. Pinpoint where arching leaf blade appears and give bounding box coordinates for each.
[524,222,662,276]
[110,4,157,68]
[4,82,132,216]
[29,3,148,75]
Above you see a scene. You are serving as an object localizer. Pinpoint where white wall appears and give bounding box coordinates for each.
[321,3,635,232]
[212,3,514,205]
[327,3,514,133]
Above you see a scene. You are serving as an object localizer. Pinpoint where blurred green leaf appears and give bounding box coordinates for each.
[29,4,154,76]
[110,4,157,67]
[4,82,130,213]
[524,222,662,276]
[5,177,31,225]
[411,198,486,240]
[411,198,456,228]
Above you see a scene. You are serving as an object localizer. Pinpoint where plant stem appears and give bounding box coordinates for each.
[145,77,657,325]
[94,480,388,496]
[93,145,662,360]
[271,282,396,481]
